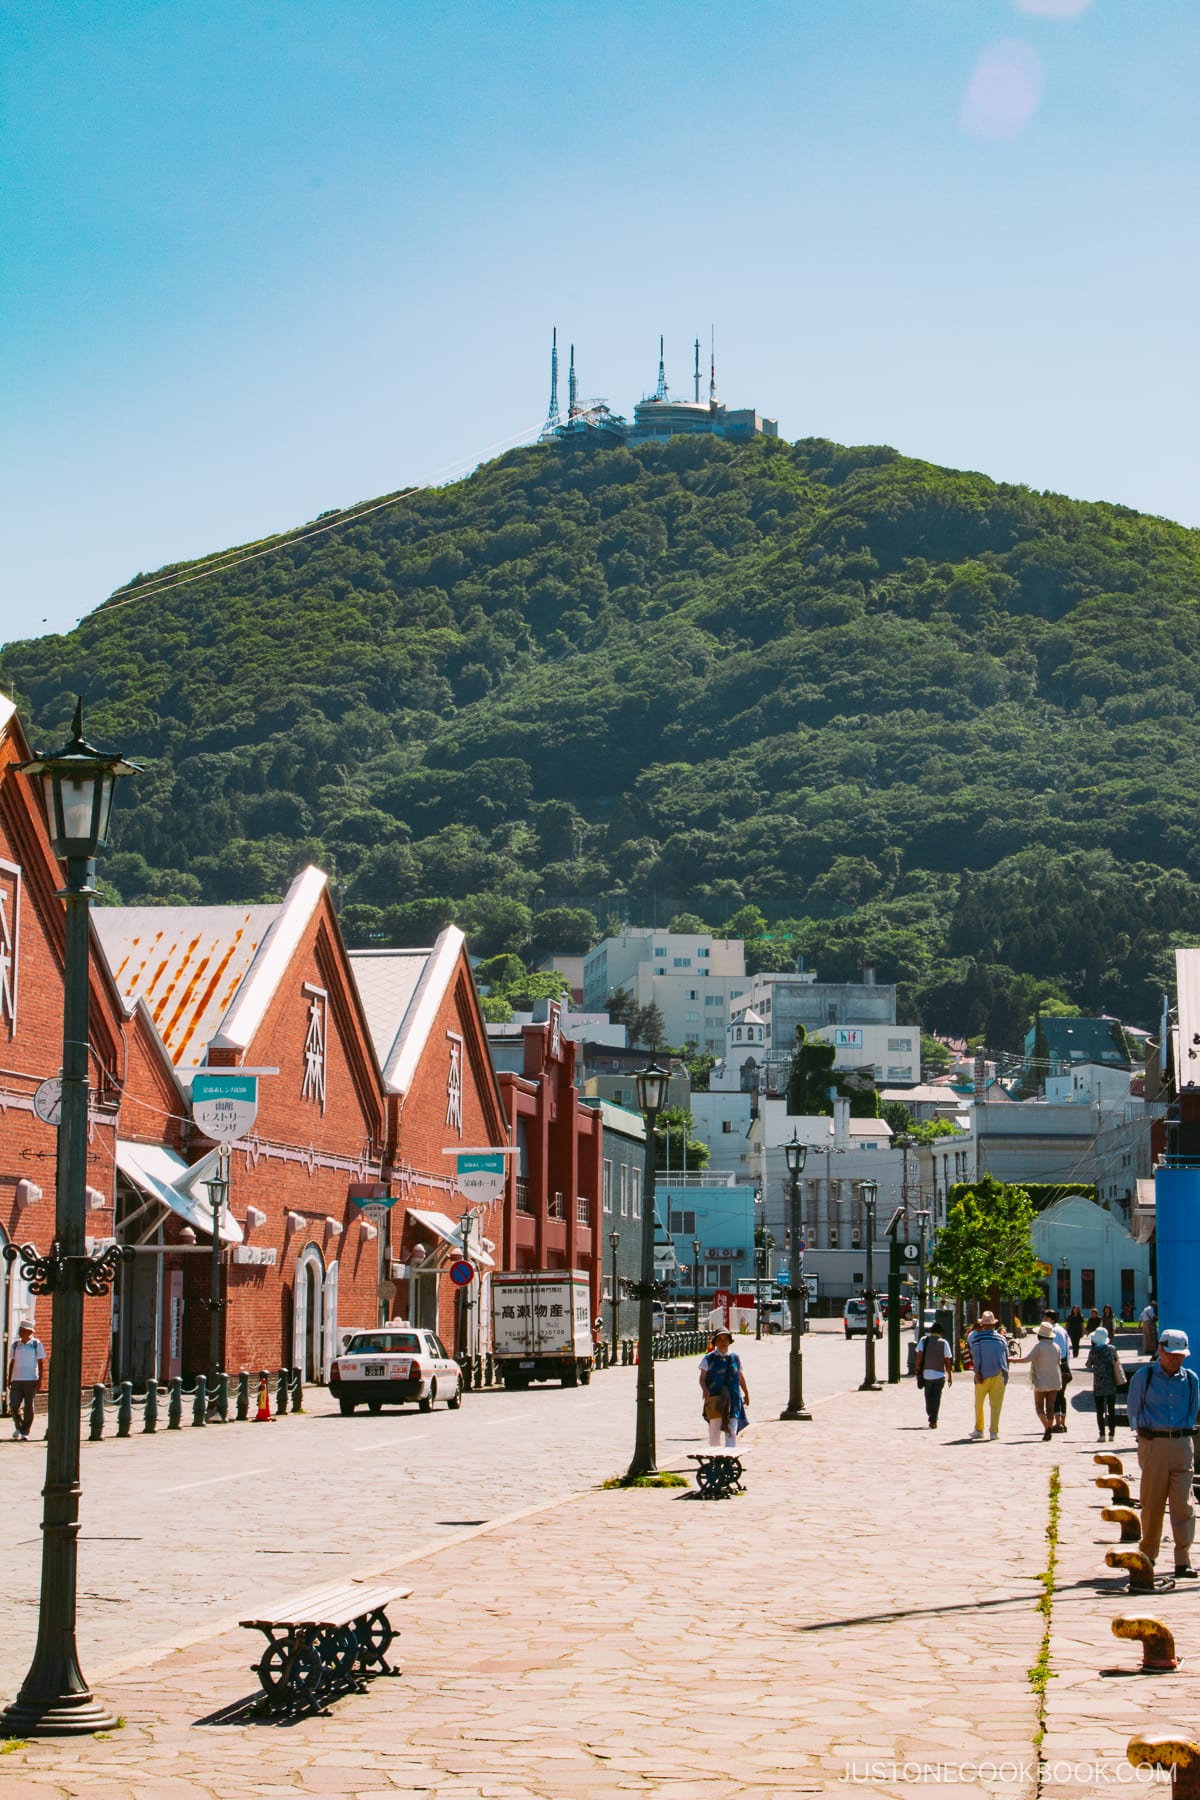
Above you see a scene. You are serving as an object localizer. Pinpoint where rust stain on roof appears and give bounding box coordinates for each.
[173,931,256,1063]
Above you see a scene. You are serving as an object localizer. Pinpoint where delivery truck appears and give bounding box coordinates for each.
[491,1270,594,1389]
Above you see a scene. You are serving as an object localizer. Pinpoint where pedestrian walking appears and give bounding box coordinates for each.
[1084,1325,1125,1441]
[1102,1304,1117,1338]
[1028,1323,1063,1441]
[1141,1302,1158,1357]
[914,1324,953,1428]
[7,1319,44,1441]
[1126,1328,1200,1578]
[1086,1307,1102,1340]
[1066,1306,1085,1357]
[699,1326,749,1450]
[1043,1310,1071,1433]
[966,1311,1009,1439]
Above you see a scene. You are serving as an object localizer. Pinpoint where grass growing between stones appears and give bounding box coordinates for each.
[602,1472,689,1489]
[1029,1464,1061,1755]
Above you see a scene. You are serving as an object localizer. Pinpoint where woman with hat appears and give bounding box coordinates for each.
[1085,1326,1125,1442]
[699,1326,749,1451]
[1028,1323,1064,1442]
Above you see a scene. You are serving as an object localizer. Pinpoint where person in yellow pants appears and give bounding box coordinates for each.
[966,1312,1010,1439]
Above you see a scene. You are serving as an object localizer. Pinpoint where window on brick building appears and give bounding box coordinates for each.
[631,1168,642,1219]
[602,1160,612,1213]
[549,1190,566,1221]
[619,1166,629,1217]
[577,1193,591,1226]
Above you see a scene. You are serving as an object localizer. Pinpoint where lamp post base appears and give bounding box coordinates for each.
[859,1379,882,1392]
[1,1692,119,1737]
[779,1403,813,1421]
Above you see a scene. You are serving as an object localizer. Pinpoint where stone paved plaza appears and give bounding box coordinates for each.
[1,1329,1192,1797]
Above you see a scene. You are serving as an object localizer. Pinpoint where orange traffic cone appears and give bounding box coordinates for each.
[255,1372,273,1421]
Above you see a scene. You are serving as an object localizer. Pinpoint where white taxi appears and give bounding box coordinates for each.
[329,1325,463,1415]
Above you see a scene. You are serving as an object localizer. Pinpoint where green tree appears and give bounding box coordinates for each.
[928,1176,1044,1310]
[655,1107,710,1173]
[667,911,709,934]
[528,905,597,957]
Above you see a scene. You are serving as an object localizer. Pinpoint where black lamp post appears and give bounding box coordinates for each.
[627,1060,669,1480]
[692,1236,702,1329]
[858,1178,882,1392]
[201,1158,228,1401]
[608,1229,621,1354]
[780,1130,811,1420]
[3,702,138,1735]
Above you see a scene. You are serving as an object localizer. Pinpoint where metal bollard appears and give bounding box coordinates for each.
[117,1381,133,1437]
[192,1374,207,1427]
[1107,1549,1156,1591]
[276,1369,289,1416]
[89,1384,106,1441]
[143,1379,158,1433]
[1102,1506,1142,1544]
[1095,1451,1125,1476]
[168,1377,183,1429]
[291,1367,303,1413]
[215,1371,229,1422]
[1112,1615,1179,1673]
[236,1370,250,1421]
[1127,1734,1200,1797]
[1098,1474,1135,1507]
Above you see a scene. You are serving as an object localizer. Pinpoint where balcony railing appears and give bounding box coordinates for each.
[516,1179,534,1216]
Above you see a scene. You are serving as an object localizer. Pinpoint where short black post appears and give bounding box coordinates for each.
[191,1375,207,1427]
[167,1378,182,1429]
[143,1380,158,1434]
[236,1370,250,1421]
[116,1382,132,1438]
[88,1387,105,1442]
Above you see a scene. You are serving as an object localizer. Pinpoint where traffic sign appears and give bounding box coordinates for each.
[191,1073,258,1144]
[449,1260,474,1287]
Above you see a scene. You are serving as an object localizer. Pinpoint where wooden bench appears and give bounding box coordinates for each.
[689,1452,744,1499]
[240,1579,411,1712]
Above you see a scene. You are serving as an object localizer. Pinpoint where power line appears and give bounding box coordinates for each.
[78,416,547,626]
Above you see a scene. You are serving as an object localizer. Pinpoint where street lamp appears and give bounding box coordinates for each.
[627,1059,669,1479]
[609,1230,621,1354]
[855,1178,882,1392]
[692,1236,702,1329]
[3,702,138,1735]
[201,1158,229,1400]
[780,1130,811,1420]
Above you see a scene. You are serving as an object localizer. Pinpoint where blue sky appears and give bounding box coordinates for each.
[2,0,1196,638]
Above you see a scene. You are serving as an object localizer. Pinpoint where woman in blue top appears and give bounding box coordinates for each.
[699,1327,750,1450]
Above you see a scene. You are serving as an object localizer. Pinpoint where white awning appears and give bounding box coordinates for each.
[405,1207,494,1269]
[115,1142,244,1245]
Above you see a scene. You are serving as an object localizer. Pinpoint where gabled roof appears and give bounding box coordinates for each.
[349,928,464,1095]
[93,866,326,1072]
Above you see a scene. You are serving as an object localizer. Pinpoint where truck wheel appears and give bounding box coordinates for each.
[339,1399,356,1416]
[579,1364,592,1387]
[368,1400,382,1414]
[562,1365,578,1388]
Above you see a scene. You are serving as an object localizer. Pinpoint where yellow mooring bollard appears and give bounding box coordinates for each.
[1102,1505,1142,1543]
[1107,1549,1157,1592]
[1128,1734,1200,1796]
[1096,1474,1135,1507]
[1112,1615,1179,1673]
[1094,1451,1125,1476]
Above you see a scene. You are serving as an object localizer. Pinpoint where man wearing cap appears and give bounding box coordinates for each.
[1127,1329,1200,1578]
[966,1311,1009,1440]
[7,1319,45,1442]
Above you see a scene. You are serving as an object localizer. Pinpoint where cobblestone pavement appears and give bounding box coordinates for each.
[0,1330,1091,1799]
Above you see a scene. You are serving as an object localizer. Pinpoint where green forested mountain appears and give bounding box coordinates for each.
[5,432,1200,1049]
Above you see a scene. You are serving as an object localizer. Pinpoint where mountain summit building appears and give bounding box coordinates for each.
[540,332,777,449]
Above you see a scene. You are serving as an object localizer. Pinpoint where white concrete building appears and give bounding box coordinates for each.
[810,1021,920,1087]
[582,929,750,1054]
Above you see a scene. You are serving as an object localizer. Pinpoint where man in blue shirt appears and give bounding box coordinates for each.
[1126,1327,1200,1578]
[966,1311,1009,1440]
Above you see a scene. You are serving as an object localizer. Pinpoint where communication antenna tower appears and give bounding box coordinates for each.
[693,337,701,403]
[541,328,561,437]
[655,335,669,402]
[568,343,579,418]
[709,326,717,404]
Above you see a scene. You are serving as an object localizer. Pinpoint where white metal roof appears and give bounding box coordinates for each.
[349,928,465,1095]
[1175,948,1200,1088]
[94,866,327,1072]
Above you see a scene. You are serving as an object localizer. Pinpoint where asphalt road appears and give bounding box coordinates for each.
[0,1323,875,1699]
